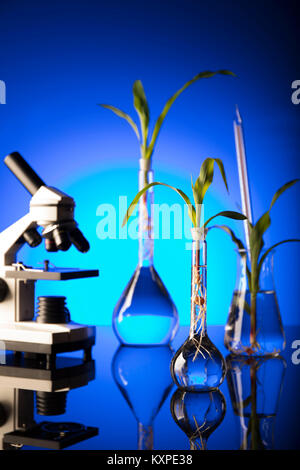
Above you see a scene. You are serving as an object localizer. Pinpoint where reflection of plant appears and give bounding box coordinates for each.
[231,358,269,450]
[122,157,246,229]
[215,180,300,353]
[99,71,235,163]
[242,361,264,450]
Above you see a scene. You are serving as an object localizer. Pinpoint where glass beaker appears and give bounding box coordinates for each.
[224,249,285,356]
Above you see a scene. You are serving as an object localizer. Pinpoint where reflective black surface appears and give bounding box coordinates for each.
[1,325,300,450]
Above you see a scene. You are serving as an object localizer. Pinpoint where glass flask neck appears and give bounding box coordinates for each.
[190,437,207,450]
[138,160,154,268]
[189,236,207,339]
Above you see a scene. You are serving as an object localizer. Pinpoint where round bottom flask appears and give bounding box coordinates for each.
[171,333,226,391]
[171,233,226,391]
[113,265,178,345]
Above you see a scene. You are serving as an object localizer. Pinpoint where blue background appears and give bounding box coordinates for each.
[0,0,299,326]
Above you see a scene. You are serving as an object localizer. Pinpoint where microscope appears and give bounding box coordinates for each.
[0,152,99,363]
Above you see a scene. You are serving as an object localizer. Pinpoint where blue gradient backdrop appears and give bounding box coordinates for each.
[0,0,299,326]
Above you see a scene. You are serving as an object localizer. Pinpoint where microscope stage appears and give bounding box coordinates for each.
[4,267,99,281]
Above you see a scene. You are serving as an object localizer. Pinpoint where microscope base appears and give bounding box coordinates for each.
[0,321,96,357]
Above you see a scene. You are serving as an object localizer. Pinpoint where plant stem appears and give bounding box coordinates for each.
[250,292,257,348]
[189,244,200,339]
[141,170,151,239]
[195,204,202,228]
[138,166,154,266]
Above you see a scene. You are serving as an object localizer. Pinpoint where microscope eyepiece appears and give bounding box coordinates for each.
[4,152,45,195]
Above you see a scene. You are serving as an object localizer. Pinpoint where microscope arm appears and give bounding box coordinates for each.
[0,213,36,266]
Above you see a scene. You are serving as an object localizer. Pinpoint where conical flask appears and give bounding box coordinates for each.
[225,249,285,355]
[111,345,174,449]
[170,388,226,450]
[171,232,226,390]
[226,354,286,449]
[113,160,179,345]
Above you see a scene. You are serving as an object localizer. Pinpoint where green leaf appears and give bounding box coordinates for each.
[209,224,246,251]
[145,70,235,160]
[250,178,298,265]
[191,175,202,226]
[257,239,300,279]
[269,179,299,210]
[133,80,150,155]
[253,212,271,236]
[191,159,228,225]
[195,158,215,203]
[122,181,196,227]
[194,158,229,204]
[191,174,197,203]
[249,212,271,264]
[98,104,140,141]
[242,395,252,409]
[249,213,271,292]
[248,178,299,293]
[203,211,247,228]
[214,158,229,192]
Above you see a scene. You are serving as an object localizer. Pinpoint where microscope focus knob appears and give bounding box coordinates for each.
[0,279,8,302]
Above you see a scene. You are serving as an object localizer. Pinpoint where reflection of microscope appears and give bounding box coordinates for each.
[0,152,99,361]
[0,353,98,449]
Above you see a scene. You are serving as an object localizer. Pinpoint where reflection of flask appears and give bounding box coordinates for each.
[171,388,226,450]
[171,235,226,390]
[225,250,285,356]
[112,162,178,345]
[226,354,286,449]
[112,345,173,449]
